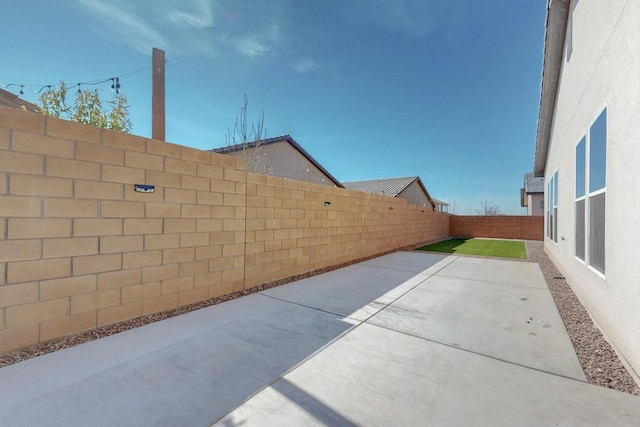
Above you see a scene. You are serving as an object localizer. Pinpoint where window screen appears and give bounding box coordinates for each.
[576,137,585,198]
[575,199,585,261]
[589,193,605,273]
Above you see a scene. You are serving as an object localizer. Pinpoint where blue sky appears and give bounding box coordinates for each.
[1,0,546,214]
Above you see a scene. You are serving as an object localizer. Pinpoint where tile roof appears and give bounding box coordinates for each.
[524,172,544,193]
[0,88,40,112]
[342,176,435,209]
[212,134,343,188]
[431,198,449,206]
[342,176,419,197]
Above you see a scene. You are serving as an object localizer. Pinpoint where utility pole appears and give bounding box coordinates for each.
[152,48,165,141]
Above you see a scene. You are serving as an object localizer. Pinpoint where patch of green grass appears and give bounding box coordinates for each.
[417,238,526,259]
[417,238,469,253]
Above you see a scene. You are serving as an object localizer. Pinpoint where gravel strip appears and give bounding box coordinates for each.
[526,240,640,395]
[3,240,639,396]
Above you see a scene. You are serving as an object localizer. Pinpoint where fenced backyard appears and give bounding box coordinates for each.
[0,106,542,353]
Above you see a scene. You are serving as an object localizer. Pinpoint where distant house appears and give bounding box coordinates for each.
[432,198,450,213]
[213,135,342,187]
[535,0,640,381]
[520,173,544,216]
[0,88,40,112]
[342,176,435,209]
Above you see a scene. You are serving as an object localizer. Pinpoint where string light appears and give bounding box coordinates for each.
[0,64,152,97]
[111,77,120,94]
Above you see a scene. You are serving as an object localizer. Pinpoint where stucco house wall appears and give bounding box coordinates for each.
[258,142,334,186]
[527,193,545,216]
[218,138,339,187]
[537,0,640,381]
[397,180,432,207]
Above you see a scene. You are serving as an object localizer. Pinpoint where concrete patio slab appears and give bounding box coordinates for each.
[217,323,640,427]
[261,252,448,320]
[0,294,354,426]
[436,256,548,288]
[344,256,456,323]
[359,250,448,273]
[1,251,639,426]
[369,273,585,380]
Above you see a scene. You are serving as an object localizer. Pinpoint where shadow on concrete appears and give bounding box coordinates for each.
[0,252,447,426]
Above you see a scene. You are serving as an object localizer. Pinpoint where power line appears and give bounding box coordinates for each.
[0,64,152,96]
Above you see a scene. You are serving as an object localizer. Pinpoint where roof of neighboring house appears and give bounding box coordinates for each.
[524,172,544,193]
[534,0,570,176]
[431,198,449,207]
[213,134,343,188]
[342,176,435,208]
[0,88,40,112]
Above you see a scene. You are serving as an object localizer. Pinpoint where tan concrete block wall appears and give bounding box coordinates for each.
[0,106,449,353]
[0,107,248,352]
[449,215,543,240]
[242,173,450,287]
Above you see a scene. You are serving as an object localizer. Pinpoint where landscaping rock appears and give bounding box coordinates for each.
[527,240,640,395]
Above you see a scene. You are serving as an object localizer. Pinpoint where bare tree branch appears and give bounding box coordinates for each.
[476,200,501,215]
[225,94,272,175]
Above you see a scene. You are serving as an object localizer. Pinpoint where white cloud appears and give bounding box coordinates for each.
[166,0,216,30]
[232,23,281,58]
[77,0,167,54]
[76,0,288,58]
[294,58,317,73]
[235,37,269,57]
[347,0,438,38]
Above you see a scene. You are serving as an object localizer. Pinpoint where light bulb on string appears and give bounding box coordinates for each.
[1,62,153,99]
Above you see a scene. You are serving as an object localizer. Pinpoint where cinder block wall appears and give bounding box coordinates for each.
[243,173,449,287]
[0,107,449,352]
[449,215,543,240]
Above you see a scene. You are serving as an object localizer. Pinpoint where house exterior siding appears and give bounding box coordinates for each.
[397,180,432,207]
[223,140,337,187]
[539,0,640,380]
[527,193,544,216]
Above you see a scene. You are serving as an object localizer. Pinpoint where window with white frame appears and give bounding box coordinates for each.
[547,171,558,243]
[575,108,606,274]
[547,181,552,239]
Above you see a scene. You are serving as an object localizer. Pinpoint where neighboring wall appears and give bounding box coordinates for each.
[0,107,449,352]
[450,216,543,241]
[225,141,335,186]
[397,180,432,207]
[541,0,640,380]
[527,193,545,216]
[242,174,448,287]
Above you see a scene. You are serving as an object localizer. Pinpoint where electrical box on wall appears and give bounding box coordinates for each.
[134,184,155,193]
